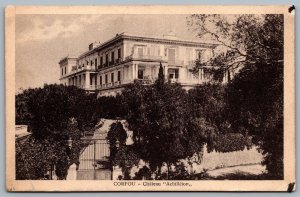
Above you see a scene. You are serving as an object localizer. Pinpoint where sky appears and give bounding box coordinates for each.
[15,14,205,91]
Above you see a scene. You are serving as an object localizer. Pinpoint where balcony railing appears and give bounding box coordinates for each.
[167,59,184,66]
[78,85,97,91]
[129,54,163,60]
[85,65,96,70]
[186,60,197,66]
[115,58,122,64]
[114,81,121,86]
[100,59,123,68]
[97,81,122,90]
[137,78,152,85]
[67,65,97,76]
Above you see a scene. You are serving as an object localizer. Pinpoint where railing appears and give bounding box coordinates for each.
[98,59,123,70]
[115,58,122,64]
[168,59,184,66]
[131,54,163,60]
[67,65,97,76]
[78,85,97,91]
[85,65,96,71]
[97,81,122,90]
[137,78,152,85]
[186,60,197,66]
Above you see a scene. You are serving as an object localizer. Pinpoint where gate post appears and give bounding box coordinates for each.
[94,140,96,180]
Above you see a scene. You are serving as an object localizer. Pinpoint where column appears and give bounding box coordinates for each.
[198,68,201,84]
[164,65,168,80]
[135,64,138,79]
[122,67,125,83]
[132,64,134,80]
[132,64,137,81]
[222,70,227,84]
[86,72,90,89]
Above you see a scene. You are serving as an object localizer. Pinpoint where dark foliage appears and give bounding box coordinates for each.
[188,14,284,178]
[96,94,127,119]
[133,166,153,180]
[15,84,98,179]
[121,79,212,178]
[16,84,97,139]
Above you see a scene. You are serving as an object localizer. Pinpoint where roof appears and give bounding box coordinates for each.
[58,55,78,64]
[78,33,219,59]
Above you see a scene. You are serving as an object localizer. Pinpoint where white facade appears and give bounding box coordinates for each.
[59,33,230,96]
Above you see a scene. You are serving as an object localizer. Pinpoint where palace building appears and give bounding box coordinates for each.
[59,32,230,97]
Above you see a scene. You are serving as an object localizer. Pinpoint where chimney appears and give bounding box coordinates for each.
[89,41,101,50]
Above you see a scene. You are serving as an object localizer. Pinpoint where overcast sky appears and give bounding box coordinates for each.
[16,14,204,91]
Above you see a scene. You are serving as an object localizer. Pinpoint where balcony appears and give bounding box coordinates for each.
[84,65,96,71]
[137,78,152,85]
[115,58,122,64]
[79,85,96,91]
[167,59,184,66]
[127,54,163,61]
[97,81,122,90]
[114,81,121,86]
[186,60,197,66]
[67,65,97,76]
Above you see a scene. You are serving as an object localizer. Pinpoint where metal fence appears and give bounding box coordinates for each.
[76,139,112,180]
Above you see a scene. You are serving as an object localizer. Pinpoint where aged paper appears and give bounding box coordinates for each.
[6,5,295,191]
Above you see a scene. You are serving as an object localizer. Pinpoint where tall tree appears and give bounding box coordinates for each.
[122,79,209,179]
[188,14,284,178]
[15,84,98,179]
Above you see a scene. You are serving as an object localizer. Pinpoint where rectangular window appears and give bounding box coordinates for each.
[138,47,143,57]
[64,67,66,75]
[186,48,192,63]
[168,68,179,79]
[175,69,179,79]
[138,69,144,79]
[117,71,121,81]
[105,54,109,66]
[100,56,103,66]
[90,76,93,86]
[100,76,102,85]
[196,49,205,62]
[111,51,115,64]
[105,74,108,84]
[117,48,121,59]
[111,73,114,83]
[168,48,176,64]
[95,76,97,85]
[95,58,97,67]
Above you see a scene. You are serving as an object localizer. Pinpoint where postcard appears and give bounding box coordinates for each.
[5,5,295,191]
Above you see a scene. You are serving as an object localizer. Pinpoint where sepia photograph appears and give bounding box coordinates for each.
[6,5,295,191]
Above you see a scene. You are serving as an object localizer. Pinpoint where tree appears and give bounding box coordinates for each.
[188,14,283,178]
[107,121,127,163]
[107,121,139,179]
[122,78,210,179]
[17,84,97,139]
[15,84,98,179]
[96,94,126,119]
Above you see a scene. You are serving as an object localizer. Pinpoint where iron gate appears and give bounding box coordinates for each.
[76,139,112,180]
